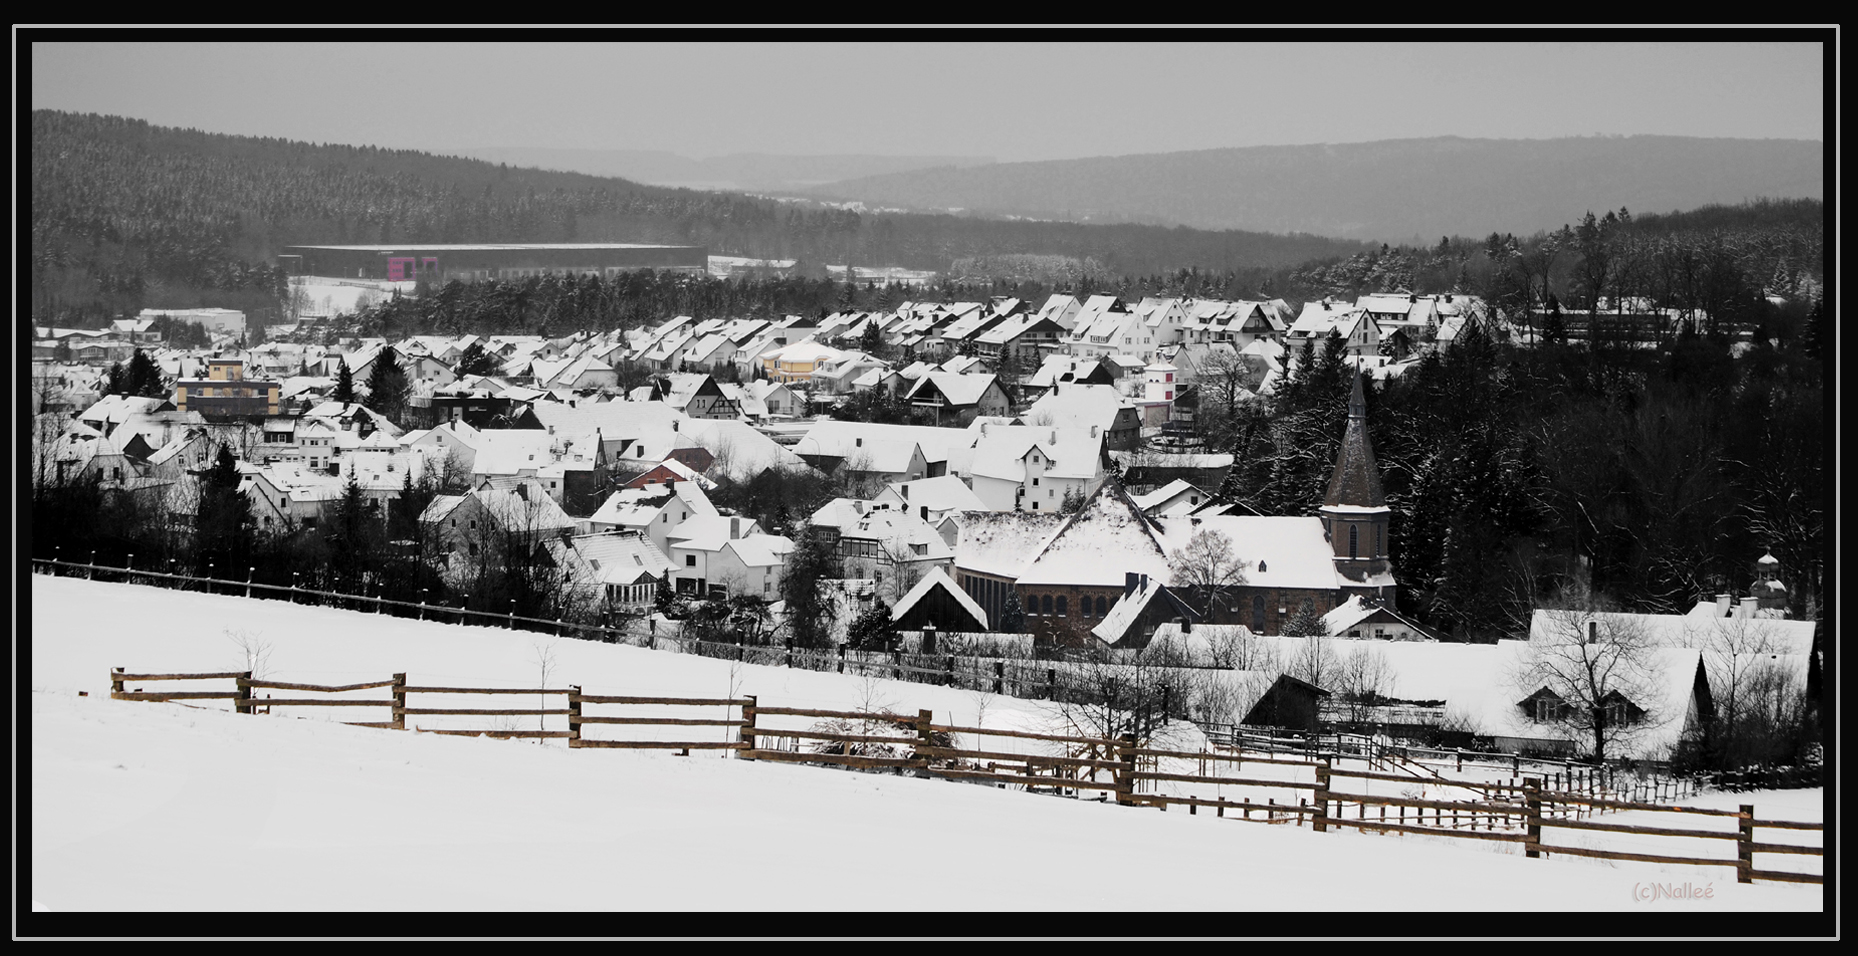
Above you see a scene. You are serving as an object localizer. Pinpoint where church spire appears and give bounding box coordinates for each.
[1324,368,1385,508]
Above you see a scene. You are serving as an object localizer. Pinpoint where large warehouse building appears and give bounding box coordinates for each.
[280,243,708,283]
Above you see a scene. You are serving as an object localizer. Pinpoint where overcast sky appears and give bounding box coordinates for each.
[31,38,1826,164]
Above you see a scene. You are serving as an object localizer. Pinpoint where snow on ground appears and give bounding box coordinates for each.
[29,576,1824,912]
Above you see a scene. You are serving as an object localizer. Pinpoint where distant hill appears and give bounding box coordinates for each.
[447,148,996,192]
[803,136,1824,243]
[29,111,1376,325]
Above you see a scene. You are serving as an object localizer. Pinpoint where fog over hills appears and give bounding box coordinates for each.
[447,147,995,193]
[801,136,1824,243]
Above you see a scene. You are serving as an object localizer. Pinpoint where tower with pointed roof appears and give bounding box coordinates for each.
[1320,370,1395,604]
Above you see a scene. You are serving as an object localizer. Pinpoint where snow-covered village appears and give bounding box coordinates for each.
[26,38,1829,927]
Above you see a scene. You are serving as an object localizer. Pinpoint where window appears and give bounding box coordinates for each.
[685,555,696,567]
[1375,524,1382,557]
[1056,596,1067,617]
[1253,595,1266,632]
[1348,525,1358,559]
[1040,595,1053,616]
[1032,477,1039,486]
[1096,596,1108,617]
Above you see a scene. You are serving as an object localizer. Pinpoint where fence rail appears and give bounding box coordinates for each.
[41,558,1800,812]
[99,662,1824,886]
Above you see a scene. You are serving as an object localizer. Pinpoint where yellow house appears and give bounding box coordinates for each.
[174,358,280,419]
[761,342,845,385]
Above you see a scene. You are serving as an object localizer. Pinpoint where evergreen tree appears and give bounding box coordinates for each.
[997,589,1025,633]
[779,526,843,649]
[845,598,896,650]
[364,349,410,423]
[194,444,253,575]
[127,349,166,398]
[105,361,128,396]
[333,358,356,403]
[1282,598,1326,637]
[455,340,500,376]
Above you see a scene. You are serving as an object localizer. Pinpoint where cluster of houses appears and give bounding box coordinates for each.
[34,288,1817,760]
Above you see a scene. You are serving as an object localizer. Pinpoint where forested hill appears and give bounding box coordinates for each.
[28,110,1373,325]
[802,135,1824,243]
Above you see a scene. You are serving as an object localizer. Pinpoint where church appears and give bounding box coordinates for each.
[954,369,1398,645]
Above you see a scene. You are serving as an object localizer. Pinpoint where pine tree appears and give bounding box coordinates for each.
[779,527,843,649]
[845,598,896,650]
[1282,598,1326,637]
[997,589,1025,633]
[105,361,128,396]
[365,350,410,424]
[126,349,166,398]
[333,358,356,403]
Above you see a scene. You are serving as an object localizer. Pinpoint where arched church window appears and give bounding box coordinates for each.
[1349,525,1358,559]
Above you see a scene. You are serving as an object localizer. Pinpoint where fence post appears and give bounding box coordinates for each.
[235,671,254,715]
[111,667,125,698]
[994,660,1005,695]
[739,694,758,759]
[392,673,407,730]
[568,685,582,748]
[1524,777,1542,858]
[1113,733,1138,806]
[914,708,934,774]
[945,655,955,687]
[1047,667,1057,701]
[1737,804,1754,884]
[838,644,846,674]
[1313,760,1331,833]
[785,638,793,669]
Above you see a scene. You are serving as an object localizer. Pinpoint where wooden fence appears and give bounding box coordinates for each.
[103,663,1822,885]
[39,559,1789,811]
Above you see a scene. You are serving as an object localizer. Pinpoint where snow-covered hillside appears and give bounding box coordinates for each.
[29,576,1822,912]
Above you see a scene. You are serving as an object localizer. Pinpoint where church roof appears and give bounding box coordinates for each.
[1323,369,1386,509]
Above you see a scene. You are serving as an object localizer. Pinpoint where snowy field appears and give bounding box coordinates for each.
[28,576,1826,914]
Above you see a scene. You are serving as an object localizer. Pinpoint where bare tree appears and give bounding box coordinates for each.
[226,628,274,679]
[1330,644,1395,728]
[1286,632,1340,694]
[1515,608,1669,763]
[1689,616,1809,770]
[531,637,559,738]
[1166,528,1249,622]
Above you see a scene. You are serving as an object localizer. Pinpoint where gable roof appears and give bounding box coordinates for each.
[1017,480,1171,588]
[890,566,988,631]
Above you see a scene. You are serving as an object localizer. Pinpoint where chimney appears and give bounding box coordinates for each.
[514,483,528,500]
[671,420,678,432]
[1049,429,1057,444]
[1715,593,1732,618]
[547,424,555,435]
[1739,596,1758,619]
[1125,572,1139,596]
[730,517,740,540]
[901,484,909,499]
[920,505,928,521]
[1090,424,1099,439]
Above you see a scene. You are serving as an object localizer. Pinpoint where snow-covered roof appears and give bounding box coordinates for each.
[1018,483,1171,588]
[890,566,988,630]
[1529,609,1815,658]
[879,475,989,515]
[952,511,1069,578]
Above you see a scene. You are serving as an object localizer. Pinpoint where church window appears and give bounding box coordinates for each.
[1041,595,1053,616]
[1375,524,1382,557]
[1348,525,1358,559]
[1097,596,1108,617]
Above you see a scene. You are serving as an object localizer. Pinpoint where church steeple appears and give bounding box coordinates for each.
[1324,368,1385,509]
[1320,369,1394,602]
